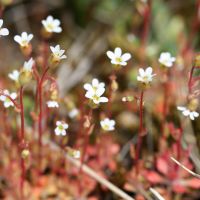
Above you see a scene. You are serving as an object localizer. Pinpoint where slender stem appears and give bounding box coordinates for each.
[135,91,144,175]
[188,65,195,94]
[19,86,25,199]
[38,67,50,161]
[141,0,151,49]
[78,109,93,195]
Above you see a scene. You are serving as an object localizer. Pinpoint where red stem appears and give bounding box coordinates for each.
[188,65,195,94]
[38,67,50,161]
[135,91,144,175]
[141,0,151,49]
[19,86,25,200]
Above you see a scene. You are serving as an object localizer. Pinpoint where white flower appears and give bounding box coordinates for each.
[158,52,176,67]
[177,106,199,120]
[8,70,20,82]
[84,78,105,93]
[84,79,108,105]
[42,15,62,33]
[72,150,81,159]
[68,108,79,119]
[0,19,9,37]
[47,100,59,108]
[23,58,34,72]
[50,45,67,61]
[137,67,156,84]
[106,47,131,66]
[0,90,17,108]
[100,118,115,131]
[14,32,33,47]
[54,121,69,136]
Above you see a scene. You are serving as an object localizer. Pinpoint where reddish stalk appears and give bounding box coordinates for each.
[188,64,195,94]
[38,66,50,162]
[19,86,25,199]
[135,91,144,175]
[78,109,93,196]
[141,0,152,50]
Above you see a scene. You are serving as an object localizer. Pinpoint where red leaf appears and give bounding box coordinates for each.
[145,171,164,184]
[186,178,200,189]
[156,157,168,175]
[172,182,187,193]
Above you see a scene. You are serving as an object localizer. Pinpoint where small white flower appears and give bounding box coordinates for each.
[42,15,62,33]
[50,45,67,61]
[177,106,199,120]
[106,47,131,66]
[84,79,108,105]
[137,67,156,84]
[23,58,34,72]
[47,100,59,108]
[68,108,79,119]
[100,118,115,131]
[0,19,9,37]
[158,52,176,67]
[14,32,33,47]
[84,78,105,93]
[8,70,20,82]
[0,90,17,108]
[55,121,69,136]
[72,150,81,159]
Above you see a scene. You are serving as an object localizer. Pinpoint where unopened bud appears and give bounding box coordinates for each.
[21,149,30,159]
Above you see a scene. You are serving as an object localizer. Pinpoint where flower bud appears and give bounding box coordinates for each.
[20,45,32,57]
[21,149,30,159]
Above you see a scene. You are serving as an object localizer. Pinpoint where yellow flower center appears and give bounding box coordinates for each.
[115,57,122,63]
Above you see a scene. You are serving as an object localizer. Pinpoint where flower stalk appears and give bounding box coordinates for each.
[19,86,25,199]
[135,90,144,175]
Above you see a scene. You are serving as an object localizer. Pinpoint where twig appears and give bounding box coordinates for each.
[170,157,200,178]
[149,188,165,200]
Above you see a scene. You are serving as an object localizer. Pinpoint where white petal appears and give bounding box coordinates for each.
[106,51,115,60]
[14,35,22,44]
[56,121,61,126]
[84,83,92,91]
[92,79,99,87]
[0,28,9,36]
[121,53,131,61]
[99,97,108,103]
[146,67,153,75]
[192,111,199,117]
[55,128,60,135]
[139,68,145,76]
[177,106,186,111]
[96,87,105,96]
[189,113,195,120]
[54,27,62,33]
[114,47,122,57]
[0,19,3,28]
[182,110,190,116]
[63,123,68,129]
